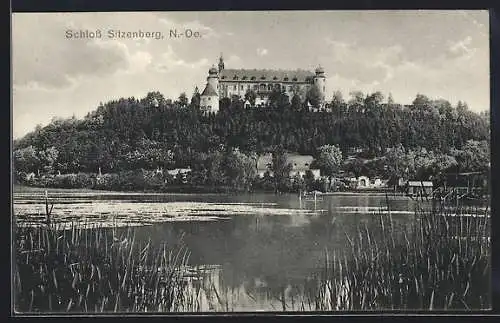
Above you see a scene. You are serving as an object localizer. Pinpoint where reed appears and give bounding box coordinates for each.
[311,197,491,311]
[13,221,195,313]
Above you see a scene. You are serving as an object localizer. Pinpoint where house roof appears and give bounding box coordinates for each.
[408,181,433,187]
[201,83,218,97]
[257,153,315,171]
[220,69,315,83]
[166,168,192,175]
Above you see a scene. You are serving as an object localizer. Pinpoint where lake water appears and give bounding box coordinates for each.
[14,187,421,311]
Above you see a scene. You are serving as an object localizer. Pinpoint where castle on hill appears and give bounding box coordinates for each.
[200,54,326,113]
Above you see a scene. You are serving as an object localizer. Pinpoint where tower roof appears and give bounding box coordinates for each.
[315,66,325,74]
[201,83,218,97]
[209,66,218,75]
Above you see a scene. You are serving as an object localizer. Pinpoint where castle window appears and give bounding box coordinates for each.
[221,76,226,79]
[234,85,237,90]
[242,76,247,80]
[240,85,244,90]
[288,86,292,91]
[260,75,266,80]
[292,77,298,81]
[251,76,256,80]
[267,84,273,91]
[273,76,278,80]
[284,77,289,81]
[233,75,238,80]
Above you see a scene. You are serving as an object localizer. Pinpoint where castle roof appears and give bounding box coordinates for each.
[201,83,218,97]
[219,69,315,82]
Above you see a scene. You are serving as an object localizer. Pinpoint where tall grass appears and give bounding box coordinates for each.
[13,220,195,313]
[311,197,491,311]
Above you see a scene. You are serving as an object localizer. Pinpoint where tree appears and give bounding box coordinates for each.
[231,95,243,108]
[314,145,343,186]
[365,91,384,107]
[412,94,432,108]
[384,144,408,183]
[291,94,302,111]
[244,89,257,106]
[268,89,290,109]
[190,86,201,109]
[178,92,189,107]
[387,93,395,105]
[331,90,345,115]
[306,85,322,110]
[348,91,365,106]
[331,90,344,106]
[345,158,365,178]
[223,149,257,191]
[429,154,458,179]
[13,146,41,174]
[39,146,59,173]
[271,147,292,193]
[206,151,225,187]
[451,140,490,173]
[142,91,166,107]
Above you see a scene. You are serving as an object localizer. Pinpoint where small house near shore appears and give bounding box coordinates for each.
[166,168,192,183]
[256,153,321,180]
[406,181,433,197]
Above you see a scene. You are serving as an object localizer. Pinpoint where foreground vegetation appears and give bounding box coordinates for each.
[13,221,193,312]
[311,199,491,310]
[13,196,490,312]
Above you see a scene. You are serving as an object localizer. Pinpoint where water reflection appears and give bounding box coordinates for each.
[14,190,418,311]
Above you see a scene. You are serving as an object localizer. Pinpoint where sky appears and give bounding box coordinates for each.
[12,10,490,139]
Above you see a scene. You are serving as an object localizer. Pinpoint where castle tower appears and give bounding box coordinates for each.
[218,53,225,73]
[200,66,219,113]
[207,65,219,92]
[314,65,326,106]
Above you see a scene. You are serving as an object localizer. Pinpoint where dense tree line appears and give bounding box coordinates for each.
[13,90,489,191]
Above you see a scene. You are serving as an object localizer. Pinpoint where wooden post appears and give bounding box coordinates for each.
[45,190,50,225]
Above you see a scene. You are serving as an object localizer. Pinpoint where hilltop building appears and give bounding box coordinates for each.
[200,54,326,113]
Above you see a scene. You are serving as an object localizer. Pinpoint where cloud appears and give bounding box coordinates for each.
[126,50,153,74]
[446,36,477,60]
[225,54,242,66]
[324,39,355,62]
[457,10,488,36]
[256,48,268,57]
[12,14,155,90]
[155,45,209,71]
[324,38,403,85]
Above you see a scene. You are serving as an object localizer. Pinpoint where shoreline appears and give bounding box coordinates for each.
[13,184,404,197]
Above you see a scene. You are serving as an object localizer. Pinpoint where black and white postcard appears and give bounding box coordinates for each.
[11,10,491,313]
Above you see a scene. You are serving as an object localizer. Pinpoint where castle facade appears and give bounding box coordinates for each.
[200,55,326,113]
